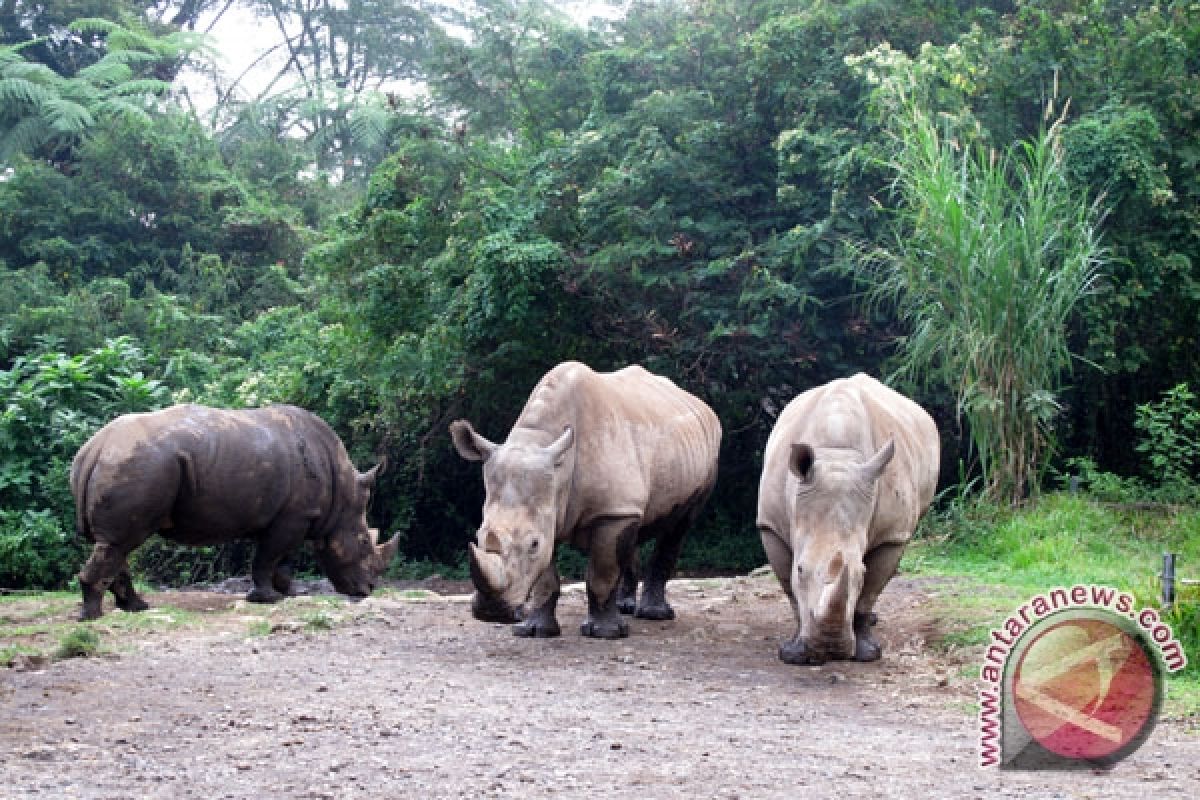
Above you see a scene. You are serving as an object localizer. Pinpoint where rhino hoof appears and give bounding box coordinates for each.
[779,638,825,666]
[634,603,675,621]
[246,587,285,604]
[854,635,883,662]
[116,596,149,613]
[514,618,561,638]
[580,618,629,639]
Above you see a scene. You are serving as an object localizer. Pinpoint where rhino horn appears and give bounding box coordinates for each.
[359,459,386,488]
[376,531,401,566]
[816,561,851,629]
[469,542,509,593]
[858,438,895,483]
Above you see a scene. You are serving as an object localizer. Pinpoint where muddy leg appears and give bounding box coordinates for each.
[272,559,295,597]
[514,566,562,638]
[110,569,149,612]
[78,542,127,620]
[581,518,638,639]
[616,558,638,616]
[247,525,304,604]
[853,542,905,662]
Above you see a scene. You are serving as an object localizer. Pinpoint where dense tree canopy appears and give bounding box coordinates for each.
[3,0,1199,586]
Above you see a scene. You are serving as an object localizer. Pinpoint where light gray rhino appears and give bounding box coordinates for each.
[70,404,397,620]
[450,361,721,639]
[757,374,938,664]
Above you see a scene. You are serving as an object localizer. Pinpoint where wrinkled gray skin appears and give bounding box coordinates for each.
[70,404,398,620]
[451,361,721,639]
[757,374,939,665]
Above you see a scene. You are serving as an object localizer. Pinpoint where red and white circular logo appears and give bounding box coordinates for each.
[1012,614,1160,761]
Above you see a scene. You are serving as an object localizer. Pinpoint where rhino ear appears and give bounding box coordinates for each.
[789,443,816,483]
[450,420,497,463]
[546,426,574,468]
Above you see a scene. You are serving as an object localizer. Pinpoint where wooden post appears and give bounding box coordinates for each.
[1162,552,1176,608]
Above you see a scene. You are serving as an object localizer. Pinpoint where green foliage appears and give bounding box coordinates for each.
[853,46,1105,504]
[0,509,85,588]
[0,336,171,588]
[1134,383,1200,501]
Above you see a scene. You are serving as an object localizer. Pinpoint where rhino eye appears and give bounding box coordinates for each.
[529,538,541,554]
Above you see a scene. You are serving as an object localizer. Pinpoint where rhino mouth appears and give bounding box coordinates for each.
[471,591,519,624]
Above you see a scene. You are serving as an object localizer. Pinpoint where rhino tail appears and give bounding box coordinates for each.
[70,442,100,543]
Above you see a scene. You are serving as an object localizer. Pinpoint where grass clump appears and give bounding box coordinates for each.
[53,626,100,660]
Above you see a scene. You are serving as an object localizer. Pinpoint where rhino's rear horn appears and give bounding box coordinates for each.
[858,438,895,483]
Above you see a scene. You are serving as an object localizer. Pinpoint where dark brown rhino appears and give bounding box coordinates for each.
[450,361,721,639]
[70,404,398,620]
[757,374,939,665]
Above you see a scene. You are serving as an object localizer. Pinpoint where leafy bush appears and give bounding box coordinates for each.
[0,336,172,588]
[0,509,85,588]
[1134,383,1200,502]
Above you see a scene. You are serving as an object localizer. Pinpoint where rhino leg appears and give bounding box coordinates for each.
[580,518,637,639]
[111,570,149,613]
[246,523,304,604]
[759,526,800,619]
[272,560,296,597]
[78,542,129,620]
[635,504,698,621]
[514,567,562,638]
[616,560,638,616]
[852,542,905,662]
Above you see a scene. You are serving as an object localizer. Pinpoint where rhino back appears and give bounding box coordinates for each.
[519,363,720,529]
[74,405,340,546]
[757,374,939,545]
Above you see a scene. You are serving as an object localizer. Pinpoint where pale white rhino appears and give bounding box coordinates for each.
[757,374,939,664]
[451,361,721,639]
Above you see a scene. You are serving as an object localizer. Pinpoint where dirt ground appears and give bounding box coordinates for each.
[2,571,1197,799]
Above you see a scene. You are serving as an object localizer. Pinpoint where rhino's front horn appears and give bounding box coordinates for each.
[816,563,851,630]
[469,542,509,593]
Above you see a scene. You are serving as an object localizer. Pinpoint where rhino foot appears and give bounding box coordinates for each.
[79,583,105,621]
[853,611,882,662]
[634,602,675,621]
[616,595,637,615]
[580,616,630,639]
[514,617,561,638]
[116,595,149,613]
[779,637,826,666]
[246,587,285,604]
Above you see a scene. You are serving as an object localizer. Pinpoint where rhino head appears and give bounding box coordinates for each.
[785,438,894,663]
[313,461,400,597]
[450,419,574,623]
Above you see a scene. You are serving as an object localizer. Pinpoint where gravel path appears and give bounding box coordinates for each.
[2,573,1197,798]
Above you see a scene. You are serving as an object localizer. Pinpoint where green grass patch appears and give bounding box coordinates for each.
[53,626,100,659]
[905,492,1200,716]
[246,619,272,637]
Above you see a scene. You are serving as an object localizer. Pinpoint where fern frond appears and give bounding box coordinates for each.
[1,61,62,86]
[93,97,153,126]
[0,78,58,109]
[0,115,51,161]
[68,18,121,37]
[42,97,95,134]
[77,60,134,87]
[109,79,171,98]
